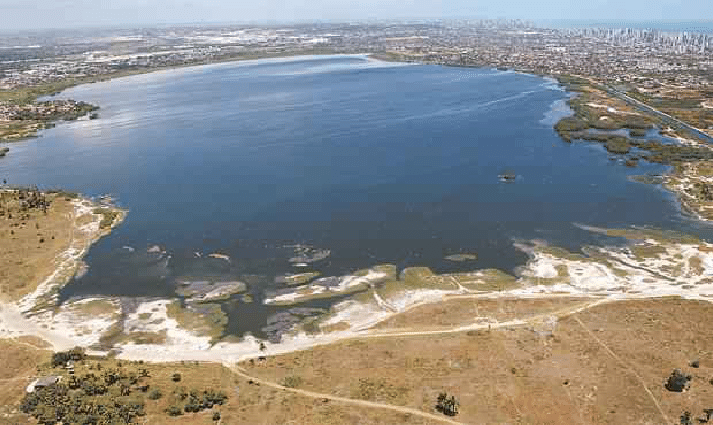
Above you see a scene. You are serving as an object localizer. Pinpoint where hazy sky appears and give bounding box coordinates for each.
[2,0,712,30]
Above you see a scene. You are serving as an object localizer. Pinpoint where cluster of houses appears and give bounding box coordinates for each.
[0,99,93,122]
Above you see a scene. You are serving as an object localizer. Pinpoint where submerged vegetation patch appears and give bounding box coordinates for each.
[165,301,227,340]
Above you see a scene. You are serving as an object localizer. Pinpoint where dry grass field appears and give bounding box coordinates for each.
[241,297,713,425]
[2,284,712,424]
[0,192,78,301]
[0,338,51,424]
[373,296,592,331]
[0,341,439,425]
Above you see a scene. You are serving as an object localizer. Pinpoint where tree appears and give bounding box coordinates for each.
[148,389,162,400]
[172,373,181,382]
[436,392,459,416]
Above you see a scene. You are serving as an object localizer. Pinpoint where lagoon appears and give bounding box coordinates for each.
[1,55,708,336]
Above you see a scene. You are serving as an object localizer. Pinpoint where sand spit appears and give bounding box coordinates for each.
[264,270,389,305]
[0,194,125,351]
[15,198,125,314]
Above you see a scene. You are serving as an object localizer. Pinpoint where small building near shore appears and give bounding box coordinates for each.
[26,376,61,393]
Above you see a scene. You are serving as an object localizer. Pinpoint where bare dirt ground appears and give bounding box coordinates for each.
[240,297,713,425]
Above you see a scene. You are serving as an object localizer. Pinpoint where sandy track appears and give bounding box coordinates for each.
[229,365,467,425]
[219,297,612,424]
[356,296,608,340]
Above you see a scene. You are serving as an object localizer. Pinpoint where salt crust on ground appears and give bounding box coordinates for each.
[3,210,713,364]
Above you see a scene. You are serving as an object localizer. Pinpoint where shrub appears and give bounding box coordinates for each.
[281,375,302,388]
[148,389,162,400]
[167,405,183,416]
[605,138,630,154]
[555,116,590,132]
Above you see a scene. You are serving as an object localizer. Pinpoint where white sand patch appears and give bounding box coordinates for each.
[0,297,120,351]
[513,242,713,301]
[527,257,559,278]
[585,103,640,116]
[208,253,231,262]
[43,298,120,346]
[123,299,212,349]
[264,270,388,305]
[322,298,393,331]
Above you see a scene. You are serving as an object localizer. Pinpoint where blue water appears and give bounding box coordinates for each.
[1,55,710,335]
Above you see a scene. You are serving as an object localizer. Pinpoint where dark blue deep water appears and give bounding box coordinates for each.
[2,55,710,334]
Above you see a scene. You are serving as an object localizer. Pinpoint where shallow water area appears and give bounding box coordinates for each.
[1,54,711,338]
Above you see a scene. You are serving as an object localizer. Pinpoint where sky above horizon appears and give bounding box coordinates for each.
[1,0,712,31]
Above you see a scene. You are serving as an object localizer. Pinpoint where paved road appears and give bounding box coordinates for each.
[602,85,713,143]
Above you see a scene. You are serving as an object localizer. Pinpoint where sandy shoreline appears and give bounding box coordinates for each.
[3,56,713,366]
[0,193,125,350]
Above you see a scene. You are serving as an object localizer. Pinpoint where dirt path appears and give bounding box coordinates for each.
[222,298,610,424]
[572,315,670,424]
[229,365,467,425]
[359,297,609,340]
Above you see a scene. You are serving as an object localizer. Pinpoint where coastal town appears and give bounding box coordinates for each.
[1,20,713,140]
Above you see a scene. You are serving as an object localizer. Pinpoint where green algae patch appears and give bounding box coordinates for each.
[92,207,122,230]
[96,322,125,350]
[603,228,701,245]
[452,269,520,292]
[375,267,459,300]
[629,175,664,185]
[611,267,630,278]
[555,264,569,278]
[689,256,705,275]
[535,245,588,262]
[400,267,435,286]
[372,264,398,279]
[175,280,247,301]
[282,272,321,285]
[123,330,168,345]
[69,299,121,320]
[605,138,630,154]
[444,253,478,262]
[166,301,227,340]
[630,244,668,259]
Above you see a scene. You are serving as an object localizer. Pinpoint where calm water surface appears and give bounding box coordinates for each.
[1,55,710,336]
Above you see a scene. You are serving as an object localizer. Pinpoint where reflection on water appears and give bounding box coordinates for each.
[2,55,710,337]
